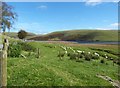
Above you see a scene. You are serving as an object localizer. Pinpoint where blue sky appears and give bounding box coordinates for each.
[7,2,118,34]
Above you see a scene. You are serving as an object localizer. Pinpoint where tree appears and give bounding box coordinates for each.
[1,2,17,32]
[18,30,27,39]
[0,2,17,87]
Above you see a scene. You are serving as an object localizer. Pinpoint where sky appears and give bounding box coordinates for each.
[7,1,118,34]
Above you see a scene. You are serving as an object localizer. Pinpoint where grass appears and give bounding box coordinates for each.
[7,41,119,86]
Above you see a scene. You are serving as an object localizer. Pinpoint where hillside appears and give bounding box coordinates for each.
[28,30,119,42]
[5,32,37,39]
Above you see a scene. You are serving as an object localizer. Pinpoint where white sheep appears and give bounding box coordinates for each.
[94,52,99,56]
[65,50,67,54]
[88,52,91,54]
[77,50,82,53]
[105,56,108,59]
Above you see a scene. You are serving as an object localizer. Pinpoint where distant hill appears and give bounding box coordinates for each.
[5,32,37,39]
[28,30,119,42]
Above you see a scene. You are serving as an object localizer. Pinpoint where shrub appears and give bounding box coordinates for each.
[77,53,83,58]
[117,61,120,65]
[92,55,99,60]
[8,42,22,57]
[69,53,78,60]
[115,59,120,65]
[18,42,36,52]
[84,54,92,61]
[100,59,105,63]
[67,52,71,56]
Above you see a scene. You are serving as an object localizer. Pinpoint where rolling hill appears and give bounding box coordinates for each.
[28,30,119,42]
[5,32,37,39]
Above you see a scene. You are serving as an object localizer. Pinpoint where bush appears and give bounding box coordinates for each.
[77,53,83,58]
[117,61,120,65]
[116,59,120,65]
[100,59,105,63]
[67,53,71,56]
[69,53,78,60]
[92,55,99,60]
[18,42,36,52]
[84,54,92,61]
[8,42,22,57]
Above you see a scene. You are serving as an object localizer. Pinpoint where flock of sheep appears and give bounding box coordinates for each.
[43,44,119,65]
[58,45,99,60]
[57,45,119,65]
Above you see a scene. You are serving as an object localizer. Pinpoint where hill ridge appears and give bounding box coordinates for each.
[28,30,119,42]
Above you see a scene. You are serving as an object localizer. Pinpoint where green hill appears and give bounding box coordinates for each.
[5,32,37,39]
[28,30,119,42]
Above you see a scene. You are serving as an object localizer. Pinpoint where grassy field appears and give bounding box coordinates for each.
[7,41,119,86]
[29,30,119,41]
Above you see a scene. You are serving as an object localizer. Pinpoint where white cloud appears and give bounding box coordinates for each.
[85,0,102,6]
[96,27,112,30]
[85,0,119,6]
[38,5,47,9]
[95,22,119,30]
[110,23,120,27]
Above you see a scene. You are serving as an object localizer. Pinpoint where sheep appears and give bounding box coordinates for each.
[88,52,91,54]
[110,57,113,60]
[76,50,82,53]
[94,52,99,56]
[65,50,67,54]
[92,52,100,59]
[103,54,109,59]
[105,56,108,59]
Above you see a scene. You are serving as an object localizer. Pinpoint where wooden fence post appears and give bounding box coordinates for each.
[36,48,40,58]
[0,38,9,87]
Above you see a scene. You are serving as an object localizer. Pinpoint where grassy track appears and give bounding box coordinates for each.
[7,41,119,86]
